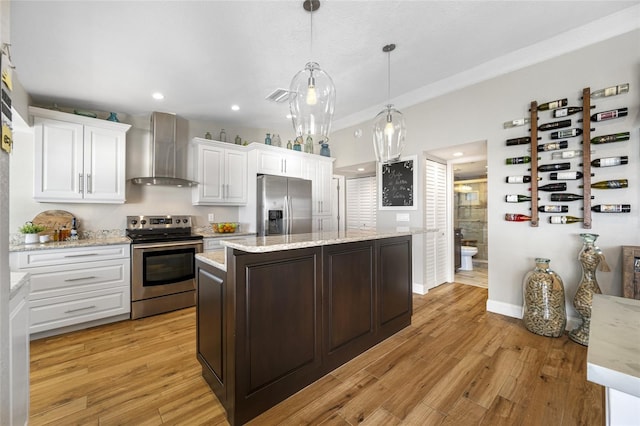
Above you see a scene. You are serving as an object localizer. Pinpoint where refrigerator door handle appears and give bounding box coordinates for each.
[283,195,290,234]
[287,196,293,234]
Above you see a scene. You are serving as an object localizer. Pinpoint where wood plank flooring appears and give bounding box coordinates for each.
[29,283,603,425]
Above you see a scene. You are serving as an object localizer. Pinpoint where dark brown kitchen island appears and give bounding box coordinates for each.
[195,230,414,425]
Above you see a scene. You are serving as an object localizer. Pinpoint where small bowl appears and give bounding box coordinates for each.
[212,222,239,233]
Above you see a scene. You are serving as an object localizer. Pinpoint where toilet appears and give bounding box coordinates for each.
[460,246,478,271]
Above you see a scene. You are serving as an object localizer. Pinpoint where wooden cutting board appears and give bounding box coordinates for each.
[32,210,74,237]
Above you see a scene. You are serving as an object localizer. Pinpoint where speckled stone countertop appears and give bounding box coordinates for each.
[194,230,256,239]
[9,236,131,252]
[220,228,420,254]
[196,250,226,271]
[587,294,640,398]
[10,272,30,299]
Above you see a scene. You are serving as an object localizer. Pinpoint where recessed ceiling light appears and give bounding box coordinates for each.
[286,114,293,119]
[453,152,464,157]
[231,105,240,111]
[357,167,365,172]
[152,92,164,100]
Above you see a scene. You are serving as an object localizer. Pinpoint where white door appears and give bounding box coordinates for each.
[84,125,126,202]
[199,145,224,203]
[225,149,247,203]
[425,159,448,289]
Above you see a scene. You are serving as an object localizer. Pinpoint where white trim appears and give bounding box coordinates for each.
[486,299,581,331]
[412,283,428,295]
[332,4,640,131]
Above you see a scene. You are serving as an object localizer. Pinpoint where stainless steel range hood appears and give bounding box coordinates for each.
[130,111,198,187]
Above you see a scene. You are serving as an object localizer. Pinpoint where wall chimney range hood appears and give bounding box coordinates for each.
[130,111,198,187]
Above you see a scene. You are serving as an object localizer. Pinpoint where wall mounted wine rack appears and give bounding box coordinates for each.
[505,84,630,228]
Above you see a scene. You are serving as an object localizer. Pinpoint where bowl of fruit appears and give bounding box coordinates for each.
[212,222,239,233]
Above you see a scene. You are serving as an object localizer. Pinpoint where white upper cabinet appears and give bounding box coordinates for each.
[30,107,130,204]
[303,156,334,216]
[255,145,302,178]
[192,138,247,205]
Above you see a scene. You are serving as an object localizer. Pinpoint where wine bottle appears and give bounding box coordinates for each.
[549,215,583,224]
[537,99,568,111]
[590,83,629,98]
[550,128,582,139]
[551,150,583,160]
[590,156,628,168]
[579,179,628,189]
[590,108,628,122]
[505,194,537,203]
[537,183,567,192]
[538,205,569,213]
[503,118,530,129]
[550,193,593,202]
[591,204,631,213]
[537,162,570,172]
[505,175,541,183]
[506,156,532,165]
[506,136,531,146]
[505,214,531,222]
[549,171,584,180]
[71,217,78,238]
[537,141,568,152]
[590,132,630,144]
[553,106,593,118]
[538,119,571,132]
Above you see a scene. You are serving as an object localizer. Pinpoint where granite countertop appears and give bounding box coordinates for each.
[9,236,131,252]
[221,228,421,253]
[587,294,640,398]
[196,250,226,271]
[195,230,256,239]
[10,272,30,299]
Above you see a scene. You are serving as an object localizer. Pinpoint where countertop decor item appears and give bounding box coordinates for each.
[522,258,566,337]
[372,43,406,164]
[569,233,610,345]
[31,210,74,239]
[289,1,335,146]
[19,222,46,244]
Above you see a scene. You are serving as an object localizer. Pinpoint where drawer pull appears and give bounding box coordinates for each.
[64,305,97,314]
[64,276,97,282]
[64,253,99,258]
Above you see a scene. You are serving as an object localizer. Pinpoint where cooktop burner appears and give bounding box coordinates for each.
[126,215,203,243]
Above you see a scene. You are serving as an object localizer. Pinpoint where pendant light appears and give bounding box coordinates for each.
[373,43,406,163]
[289,0,336,145]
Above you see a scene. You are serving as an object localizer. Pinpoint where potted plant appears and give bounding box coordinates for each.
[19,222,47,244]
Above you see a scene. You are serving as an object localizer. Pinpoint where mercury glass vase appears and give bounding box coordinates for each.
[522,258,566,337]
[569,233,602,346]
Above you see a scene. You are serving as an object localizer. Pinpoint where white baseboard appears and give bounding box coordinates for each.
[412,282,428,295]
[487,298,581,331]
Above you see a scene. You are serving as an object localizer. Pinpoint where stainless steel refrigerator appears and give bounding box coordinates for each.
[257,174,312,236]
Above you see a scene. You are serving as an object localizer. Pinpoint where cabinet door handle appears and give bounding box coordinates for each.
[65,305,97,314]
[283,159,287,174]
[86,174,92,194]
[79,173,84,193]
[64,276,97,282]
[64,253,99,258]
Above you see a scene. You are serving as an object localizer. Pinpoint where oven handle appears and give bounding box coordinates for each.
[131,240,203,250]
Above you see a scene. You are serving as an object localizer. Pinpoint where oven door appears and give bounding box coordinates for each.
[131,240,203,302]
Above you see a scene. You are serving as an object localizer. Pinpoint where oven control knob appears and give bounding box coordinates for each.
[140,220,147,225]
[130,219,138,225]
[183,219,188,223]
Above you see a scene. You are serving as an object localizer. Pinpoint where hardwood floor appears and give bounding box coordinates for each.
[454,261,488,288]
[29,283,603,425]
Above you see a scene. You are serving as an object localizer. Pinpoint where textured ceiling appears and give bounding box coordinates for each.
[9,0,640,134]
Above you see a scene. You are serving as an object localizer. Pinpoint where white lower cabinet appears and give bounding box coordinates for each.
[10,244,131,337]
[9,275,29,426]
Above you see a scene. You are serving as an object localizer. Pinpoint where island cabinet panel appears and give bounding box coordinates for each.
[231,247,323,425]
[322,241,377,369]
[196,264,227,408]
[377,236,413,336]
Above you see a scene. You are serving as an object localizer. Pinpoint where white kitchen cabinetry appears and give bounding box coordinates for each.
[10,244,131,338]
[30,107,131,203]
[192,139,247,205]
[255,145,302,178]
[303,156,334,216]
[203,235,248,252]
[9,274,29,426]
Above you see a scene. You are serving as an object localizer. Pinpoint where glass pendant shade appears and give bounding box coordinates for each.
[373,104,406,163]
[289,61,336,144]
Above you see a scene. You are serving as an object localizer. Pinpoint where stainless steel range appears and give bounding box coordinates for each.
[127,215,203,319]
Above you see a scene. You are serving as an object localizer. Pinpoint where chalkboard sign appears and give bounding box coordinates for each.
[379,155,417,210]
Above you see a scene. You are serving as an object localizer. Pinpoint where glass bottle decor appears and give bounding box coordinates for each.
[219,129,227,142]
[569,233,609,346]
[235,135,241,145]
[304,135,314,153]
[265,133,272,145]
[293,139,302,151]
[205,132,212,140]
[272,133,281,147]
[287,139,293,150]
[107,112,119,122]
[522,258,566,337]
[320,143,330,157]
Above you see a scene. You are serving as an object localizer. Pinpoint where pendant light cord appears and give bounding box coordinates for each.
[387,49,391,104]
[309,3,313,61]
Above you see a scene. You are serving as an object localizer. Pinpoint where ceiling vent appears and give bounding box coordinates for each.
[265,88,291,103]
